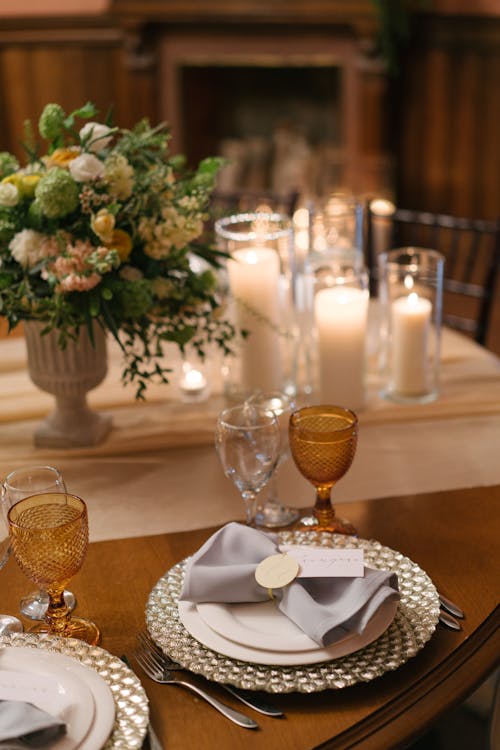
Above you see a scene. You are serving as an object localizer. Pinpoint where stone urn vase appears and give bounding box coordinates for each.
[24,321,112,448]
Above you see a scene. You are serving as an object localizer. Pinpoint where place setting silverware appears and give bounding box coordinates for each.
[133,634,259,730]
[136,630,283,719]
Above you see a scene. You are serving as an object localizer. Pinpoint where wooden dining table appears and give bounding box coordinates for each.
[2,484,499,750]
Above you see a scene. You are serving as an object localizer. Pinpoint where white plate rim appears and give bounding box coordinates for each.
[0,634,149,749]
[0,648,96,750]
[196,599,355,652]
[179,595,398,666]
[0,646,115,750]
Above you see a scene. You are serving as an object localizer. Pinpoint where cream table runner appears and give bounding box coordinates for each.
[0,329,498,541]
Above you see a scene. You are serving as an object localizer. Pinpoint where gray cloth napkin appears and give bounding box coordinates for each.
[180,522,399,647]
[0,700,66,749]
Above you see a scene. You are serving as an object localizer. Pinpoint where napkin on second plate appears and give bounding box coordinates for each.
[180,522,400,647]
[0,700,66,749]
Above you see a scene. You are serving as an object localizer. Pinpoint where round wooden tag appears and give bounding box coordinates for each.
[255,553,299,590]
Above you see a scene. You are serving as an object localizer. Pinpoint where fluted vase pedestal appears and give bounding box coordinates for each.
[24,321,112,449]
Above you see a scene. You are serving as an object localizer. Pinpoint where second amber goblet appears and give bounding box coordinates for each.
[8,492,100,645]
[289,405,358,534]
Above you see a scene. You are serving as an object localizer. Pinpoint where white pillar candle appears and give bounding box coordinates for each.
[227,247,283,391]
[391,292,432,395]
[314,286,369,410]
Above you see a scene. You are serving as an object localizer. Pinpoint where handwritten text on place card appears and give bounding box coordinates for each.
[279,545,364,577]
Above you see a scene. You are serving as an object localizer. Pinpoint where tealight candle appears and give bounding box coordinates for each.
[227,246,283,391]
[180,367,207,395]
[314,284,369,410]
[391,291,432,395]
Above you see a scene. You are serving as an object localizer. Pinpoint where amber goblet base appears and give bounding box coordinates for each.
[29,616,100,645]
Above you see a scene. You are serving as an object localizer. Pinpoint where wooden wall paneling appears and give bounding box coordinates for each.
[420,46,451,213]
[480,53,500,219]
[449,48,481,217]
[0,48,34,157]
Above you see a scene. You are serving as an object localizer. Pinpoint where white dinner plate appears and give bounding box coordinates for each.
[178,595,398,666]
[196,600,347,652]
[0,646,115,750]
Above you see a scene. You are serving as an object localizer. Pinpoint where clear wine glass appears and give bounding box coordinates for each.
[289,405,358,534]
[0,495,23,635]
[215,403,281,525]
[8,492,100,645]
[247,391,300,528]
[2,466,76,619]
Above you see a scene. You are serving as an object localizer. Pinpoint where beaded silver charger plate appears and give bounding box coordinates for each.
[0,632,149,748]
[146,531,440,694]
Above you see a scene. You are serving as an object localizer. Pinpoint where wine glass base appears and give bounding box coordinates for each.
[255,504,300,529]
[297,515,357,535]
[29,617,100,646]
[0,614,24,636]
[20,589,76,620]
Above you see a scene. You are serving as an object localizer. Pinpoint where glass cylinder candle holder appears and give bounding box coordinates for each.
[215,212,297,401]
[311,261,370,411]
[378,248,444,404]
[309,193,365,270]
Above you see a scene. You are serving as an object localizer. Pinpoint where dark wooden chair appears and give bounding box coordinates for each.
[366,206,500,346]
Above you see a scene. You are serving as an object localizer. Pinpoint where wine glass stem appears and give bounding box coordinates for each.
[241,491,257,525]
[44,588,70,635]
[314,484,336,525]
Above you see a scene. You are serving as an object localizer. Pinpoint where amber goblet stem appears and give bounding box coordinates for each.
[314,484,337,527]
[44,586,71,635]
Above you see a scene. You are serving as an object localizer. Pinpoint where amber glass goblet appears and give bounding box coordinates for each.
[289,405,358,534]
[8,492,100,645]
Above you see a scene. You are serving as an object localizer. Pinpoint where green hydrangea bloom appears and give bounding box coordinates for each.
[118,279,153,320]
[38,103,66,141]
[0,152,19,180]
[35,168,79,218]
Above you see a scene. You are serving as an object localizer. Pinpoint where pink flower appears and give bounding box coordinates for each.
[57,272,101,293]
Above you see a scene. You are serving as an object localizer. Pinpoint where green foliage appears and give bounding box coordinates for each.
[0,102,236,398]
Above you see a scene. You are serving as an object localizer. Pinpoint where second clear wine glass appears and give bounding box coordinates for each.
[215,404,281,525]
[2,466,76,619]
[247,391,300,528]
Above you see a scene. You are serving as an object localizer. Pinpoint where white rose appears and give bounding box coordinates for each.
[9,229,46,268]
[79,122,113,153]
[0,182,19,207]
[69,153,105,182]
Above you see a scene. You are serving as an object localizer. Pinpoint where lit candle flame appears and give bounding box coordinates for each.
[404,275,414,291]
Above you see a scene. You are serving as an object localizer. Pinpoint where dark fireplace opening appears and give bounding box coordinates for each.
[180,64,346,197]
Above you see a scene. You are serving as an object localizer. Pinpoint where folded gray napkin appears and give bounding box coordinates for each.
[0,700,66,749]
[180,522,399,647]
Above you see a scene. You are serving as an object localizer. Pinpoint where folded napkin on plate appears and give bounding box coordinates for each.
[0,700,66,749]
[180,522,399,647]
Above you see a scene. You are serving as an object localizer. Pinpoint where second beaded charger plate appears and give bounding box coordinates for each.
[146,530,440,694]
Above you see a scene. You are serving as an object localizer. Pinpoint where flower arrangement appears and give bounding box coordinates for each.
[0,102,235,397]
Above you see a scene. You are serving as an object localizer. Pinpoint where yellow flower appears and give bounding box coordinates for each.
[44,147,80,169]
[2,173,22,189]
[106,229,132,262]
[20,174,41,198]
[91,208,115,244]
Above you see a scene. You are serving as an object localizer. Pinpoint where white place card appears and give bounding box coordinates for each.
[279,545,364,578]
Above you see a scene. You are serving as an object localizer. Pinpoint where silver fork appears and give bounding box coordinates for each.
[134,642,259,730]
[137,630,283,718]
